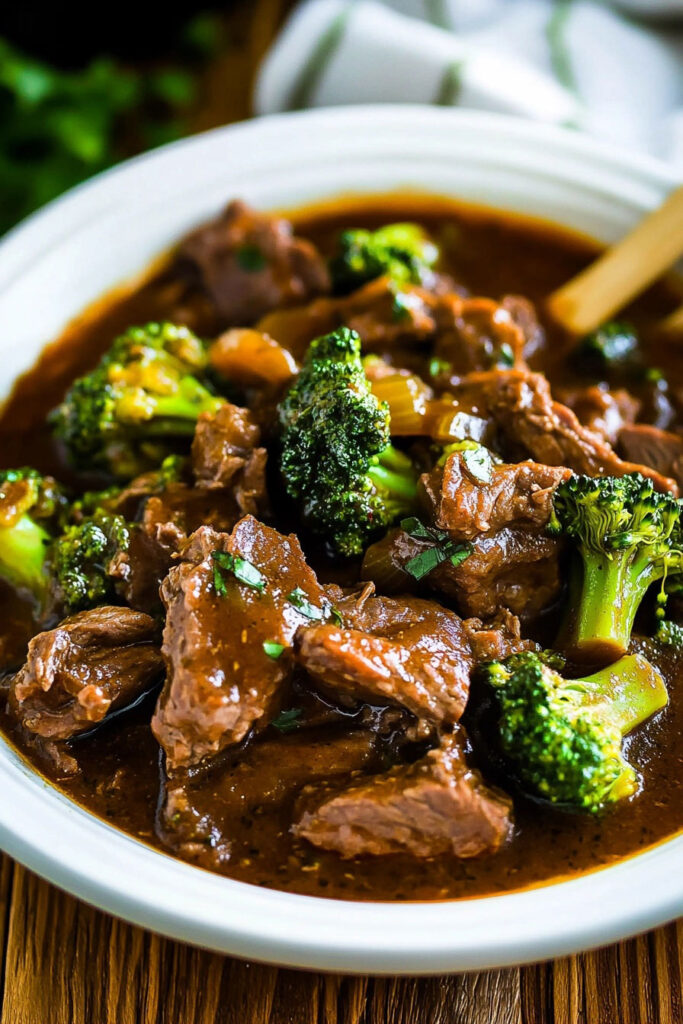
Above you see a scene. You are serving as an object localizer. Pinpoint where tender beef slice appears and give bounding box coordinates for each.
[433,295,528,375]
[618,424,683,490]
[191,402,269,514]
[340,278,437,348]
[433,527,563,619]
[296,593,472,727]
[560,385,640,445]
[458,369,678,494]
[158,729,378,869]
[422,453,570,541]
[500,294,545,360]
[9,607,163,743]
[111,475,260,616]
[109,525,176,616]
[463,609,538,662]
[152,517,328,771]
[293,729,512,859]
[177,200,330,325]
[361,524,561,621]
[258,278,438,361]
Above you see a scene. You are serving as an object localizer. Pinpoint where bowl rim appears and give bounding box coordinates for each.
[0,105,681,974]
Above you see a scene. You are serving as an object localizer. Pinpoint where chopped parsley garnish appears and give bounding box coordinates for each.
[236,244,266,272]
[497,342,515,367]
[400,517,473,581]
[391,292,412,322]
[428,356,450,379]
[211,550,266,596]
[263,641,285,660]
[287,587,326,620]
[272,708,302,733]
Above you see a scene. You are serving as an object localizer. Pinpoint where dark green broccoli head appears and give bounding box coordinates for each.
[654,617,683,646]
[0,468,67,603]
[548,472,683,659]
[483,650,668,813]
[51,510,130,614]
[329,223,439,295]
[574,321,640,376]
[279,328,418,557]
[50,322,224,479]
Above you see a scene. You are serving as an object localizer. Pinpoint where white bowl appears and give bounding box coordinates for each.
[0,107,680,973]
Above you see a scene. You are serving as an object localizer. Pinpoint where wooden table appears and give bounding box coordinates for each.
[0,855,680,1024]
[2,2,680,1021]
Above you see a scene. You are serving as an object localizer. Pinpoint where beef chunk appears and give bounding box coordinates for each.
[293,729,512,859]
[457,369,678,494]
[111,410,268,615]
[109,526,177,616]
[178,200,330,325]
[258,277,438,361]
[422,453,570,541]
[191,402,268,513]
[562,385,640,445]
[159,729,379,869]
[364,454,567,620]
[433,295,528,375]
[500,294,545,360]
[361,521,562,620]
[618,424,683,490]
[463,609,538,662]
[341,277,437,349]
[111,484,252,616]
[9,607,162,742]
[152,517,328,771]
[296,592,472,728]
[434,527,563,619]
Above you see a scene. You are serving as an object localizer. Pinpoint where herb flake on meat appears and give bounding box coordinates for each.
[211,550,266,595]
[271,708,303,733]
[400,516,473,581]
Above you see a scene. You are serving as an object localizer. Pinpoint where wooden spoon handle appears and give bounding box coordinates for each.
[657,303,683,338]
[547,184,683,337]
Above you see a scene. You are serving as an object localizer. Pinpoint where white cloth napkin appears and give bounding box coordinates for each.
[255,0,683,171]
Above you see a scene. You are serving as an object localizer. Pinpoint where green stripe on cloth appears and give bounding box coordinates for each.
[424,0,451,30]
[283,5,354,111]
[546,0,578,98]
[434,59,463,105]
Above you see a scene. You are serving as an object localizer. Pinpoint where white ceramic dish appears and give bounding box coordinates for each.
[0,107,681,974]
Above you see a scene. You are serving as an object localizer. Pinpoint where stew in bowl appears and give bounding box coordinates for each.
[0,190,681,904]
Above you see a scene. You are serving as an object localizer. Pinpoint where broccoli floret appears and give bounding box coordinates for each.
[548,473,683,660]
[51,510,130,614]
[483,650,668,812]
[654,617,683,646]
[574,321,640,376]
[278,327,418,556]
[51,322,224,479]
[0,468,66,603]
[329,223,438,295]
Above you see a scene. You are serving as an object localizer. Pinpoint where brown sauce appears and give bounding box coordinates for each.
[0,193,681,901]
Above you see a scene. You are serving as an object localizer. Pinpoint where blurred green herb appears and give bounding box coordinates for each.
[0,34,198,235]
[272,708,303,734]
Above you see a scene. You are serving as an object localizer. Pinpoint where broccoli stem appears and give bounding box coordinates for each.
[367,446,418,503]
[568,552,663,661]
[0,515,49,599]
[569,653,668,733]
